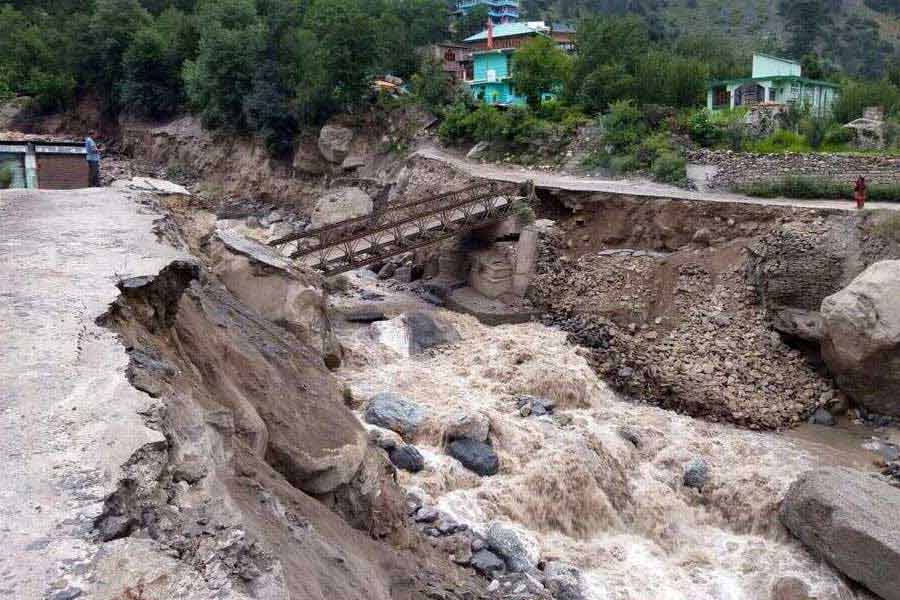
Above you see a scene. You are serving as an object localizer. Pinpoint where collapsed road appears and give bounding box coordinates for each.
[0,186,184,598]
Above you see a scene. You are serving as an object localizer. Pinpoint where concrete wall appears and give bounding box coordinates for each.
[752,54,801,78]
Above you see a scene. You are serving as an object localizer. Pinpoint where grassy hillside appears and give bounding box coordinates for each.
[521,0,900,78]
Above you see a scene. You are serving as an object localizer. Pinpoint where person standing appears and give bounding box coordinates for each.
[854,176,867,210]
[85,133,100,187]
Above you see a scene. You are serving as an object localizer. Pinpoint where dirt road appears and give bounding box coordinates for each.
[0,186,183,598]
[415,146,900,212]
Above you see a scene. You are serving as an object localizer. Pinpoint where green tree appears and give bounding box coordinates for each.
[779,0,832,59]
[77,0,150,112]
[183,0,260,130]
[511,36,571,109]
[457,5,489,41]
[567,15,649,112]
[301,0,376,114]
[120,24,185,118]
[376,0,447,78]
[411,58,453,113]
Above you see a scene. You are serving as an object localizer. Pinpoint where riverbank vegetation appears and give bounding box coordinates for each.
[1,0,899,169]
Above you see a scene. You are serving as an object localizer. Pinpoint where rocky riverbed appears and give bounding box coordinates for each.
[327,267,897,600]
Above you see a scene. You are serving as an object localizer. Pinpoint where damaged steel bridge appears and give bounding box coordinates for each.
[269,180,528,276]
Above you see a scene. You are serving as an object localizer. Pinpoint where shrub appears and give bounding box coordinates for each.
[465,104,508,143]
[721,120,746,151]
[437,101,472,144]
[513,199,536,225]
[688,109,719,147]
[800,117,829,149]
[822,124,853,148]
[607,153,640,174]
[0,165,12,189]
[651,152,687,185]
[602,99,645,153]
[748,130,811,153]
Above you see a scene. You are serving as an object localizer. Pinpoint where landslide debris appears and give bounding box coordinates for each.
[531,217,838,430]
[94,259,488,599]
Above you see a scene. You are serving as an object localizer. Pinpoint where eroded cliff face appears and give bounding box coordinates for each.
[93,259,485,599]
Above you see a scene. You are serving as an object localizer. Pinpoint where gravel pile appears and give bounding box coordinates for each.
[531,232,837,429]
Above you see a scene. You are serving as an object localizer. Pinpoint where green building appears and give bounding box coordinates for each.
[707,54,840,116]
[465,22,557,107]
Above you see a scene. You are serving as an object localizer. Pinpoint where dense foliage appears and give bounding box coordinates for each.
[0,0,449,153]
[0,0,898,162]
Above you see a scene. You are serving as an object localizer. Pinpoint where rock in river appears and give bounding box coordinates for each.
[447,439,499,476]
[388,444,424,473]
[364,392,427,439]
[470,549,505,576]
[486,521,538,573]
[443,411,490,443]
[780,467,900,600]
[683,458,710,491]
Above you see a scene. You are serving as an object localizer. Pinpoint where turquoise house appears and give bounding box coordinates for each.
[465,22,558,107]
[707,54,840,117]
[470,49,525,106]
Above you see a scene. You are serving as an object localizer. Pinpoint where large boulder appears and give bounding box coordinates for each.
[544,561,586,600]
[388,444,425,473]
[780,468,900,600]
[447,439,499,477]
[443,411,490,443]
[310,187,373,229]
[405,311,461,354]
[318,124,354,163]
[486,521,539,573]
[369,311,460,357]
[364,392,427,439]
[820,260,900,416]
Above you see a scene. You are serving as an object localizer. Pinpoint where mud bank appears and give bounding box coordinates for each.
[91,256,492,599]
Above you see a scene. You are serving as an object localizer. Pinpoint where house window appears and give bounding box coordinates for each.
[713,87,729,108]
[769,88,776,102]
[444,50,456,62]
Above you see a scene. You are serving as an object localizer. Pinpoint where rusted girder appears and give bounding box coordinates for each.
[269,180,523,276]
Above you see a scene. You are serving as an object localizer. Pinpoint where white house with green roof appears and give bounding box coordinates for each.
[706,54,840,116]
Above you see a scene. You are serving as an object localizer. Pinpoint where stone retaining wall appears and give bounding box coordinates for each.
[686,149,900,190]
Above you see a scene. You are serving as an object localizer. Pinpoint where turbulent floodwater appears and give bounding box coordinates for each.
[336,307,856,600]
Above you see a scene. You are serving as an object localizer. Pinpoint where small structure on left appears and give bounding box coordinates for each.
[0,139,89,189]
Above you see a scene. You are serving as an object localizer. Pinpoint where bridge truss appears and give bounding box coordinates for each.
[269,180,524,276]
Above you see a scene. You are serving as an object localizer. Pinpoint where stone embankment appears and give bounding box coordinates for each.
[686,149,900,189]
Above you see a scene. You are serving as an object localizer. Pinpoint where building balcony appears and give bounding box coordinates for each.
[458,0,519,9]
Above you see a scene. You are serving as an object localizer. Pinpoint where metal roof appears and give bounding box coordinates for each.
[464,22,547,42]
[707,75,840,89]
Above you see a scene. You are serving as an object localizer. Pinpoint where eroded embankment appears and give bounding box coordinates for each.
[529,193,900,429]
[331,286,856,600]
[92,259,487,599]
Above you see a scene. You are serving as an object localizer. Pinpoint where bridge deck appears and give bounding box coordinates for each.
[270,181,523,275]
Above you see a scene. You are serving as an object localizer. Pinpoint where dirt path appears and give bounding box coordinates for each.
[0,185,183,598]
[415,146,900,212]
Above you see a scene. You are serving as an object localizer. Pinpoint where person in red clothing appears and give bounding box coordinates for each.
[854,176,867,210]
